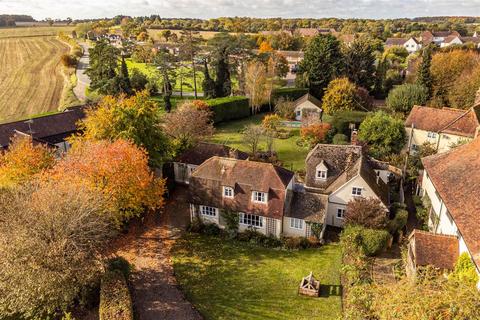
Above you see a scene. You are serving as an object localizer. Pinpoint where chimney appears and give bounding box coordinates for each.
[351,129,359,145]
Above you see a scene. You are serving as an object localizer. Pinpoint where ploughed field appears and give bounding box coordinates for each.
[0,35,69,122]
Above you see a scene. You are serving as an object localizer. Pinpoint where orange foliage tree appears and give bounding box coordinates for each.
[48,139,165,226]
[259,41,273,53]
[0,135,55,188]
[301,123,332,147]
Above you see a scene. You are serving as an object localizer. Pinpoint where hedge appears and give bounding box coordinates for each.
[99,270,133,320]
[206,96,250,123]
[330,110,369,136]
[271,87,309,102]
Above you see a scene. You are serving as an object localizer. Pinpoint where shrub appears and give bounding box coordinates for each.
[386,83,428,113]
[203,223,222,236]
[61,54,78,67]
[345,198,388,230]
[300,122,332,146]
[282,237,311,250]
[387,209,408,234]
[361,228,390,256]
[333,133,349,145]
[221,210,239,239]
[99,270,133,320]
[274,97,295,120]
[271,87,309,102]
[237,229,282,248]
[107,257,133,280]
[262,114,282,132]
[330,110,369,136]
[450,252,479,285]
[187,216,205,233]
[206,96,250,123]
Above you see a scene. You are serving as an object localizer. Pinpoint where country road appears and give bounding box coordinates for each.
[73,43,91,102]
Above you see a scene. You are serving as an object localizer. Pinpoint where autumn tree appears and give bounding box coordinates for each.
[358,111,406,159]
[49,139,165,225]
[322,77,359,115]
[301,123,332,147]
[245,60,268,114]
[0,180,115,318]
[163,102,215,153]
[274,97,295,120]
[80,91,172,167]
[345,197,388,230]
[0,135,55,188]
[298,34,344,99]
[449,64,480,109]
[243,124,264,156]
[259,41,273,53]
[262,114,282,132]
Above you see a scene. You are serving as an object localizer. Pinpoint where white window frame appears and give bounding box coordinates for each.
[427,131,437,139]
[316,170,327,180]
[352,187,362,196]
[337,208,346,219]
[290,217,304,230]
[252,191,267,203]
[296,110,301,117]
[223,186,234,198]
[200,205,217,217]
[239,213,263,227]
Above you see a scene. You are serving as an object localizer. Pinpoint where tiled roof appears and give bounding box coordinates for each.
[405,105,480,138]
[385,38,407,46]
[444,35,462,44]
[286,191,328,223]
[175,142,249,165]
[409,230,459,270]
[293,93,322,109]
[461,36,480,44]
[0,106,86,148]
[422,137,480,268]
[189,157,294,219]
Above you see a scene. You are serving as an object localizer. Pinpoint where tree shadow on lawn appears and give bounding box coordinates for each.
[171,234,343,320]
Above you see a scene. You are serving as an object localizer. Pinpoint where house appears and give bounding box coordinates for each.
[189,157,297,238]
[293,94,322,122]
[0,105,86,152]
[304,145,390,228]
[406,230,459,278]
[405,105,480,154]
[421,30,461,46]
[385,37,422,53]
[173,142,249,184]
[418,137,480,287]
[441,35,464,48]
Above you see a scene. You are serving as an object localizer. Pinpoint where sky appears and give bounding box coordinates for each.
[1,0,480,20]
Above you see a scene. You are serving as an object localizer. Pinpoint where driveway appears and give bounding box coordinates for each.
[73,43,91,102]
[115,187,202,320]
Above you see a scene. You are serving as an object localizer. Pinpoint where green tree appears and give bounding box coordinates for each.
[130,68,148,92]
[161,29,172,42]
[178,29,202,98]
[416,45,434,99]
[201,59,216,98]
[386,83,428,113]
[358,111,406,159]
[343,36,376,91]
[117,55,132,95]
[322,77,363,115]
[86,40,120,95]
[153,49,177,112]
[298,34,344,99]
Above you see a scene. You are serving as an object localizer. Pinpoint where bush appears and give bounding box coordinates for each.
[274,97,295,120]
[333,133,349,145]
[61,54,78,67]
[271,87,309,102]
[300,122,332,146]
[237,229,282,248]
[282,237,311,250]
[386,83,428,113]
[203,223,222,236]
[361,228,390,256]
[330,111,369,136]
[387,209,408,234]
[262,114,282,132]
[99,270,133,320]
[187,216,205,233]
[450,252,479,285]
[206,96,250,123]
[107,257,133,279]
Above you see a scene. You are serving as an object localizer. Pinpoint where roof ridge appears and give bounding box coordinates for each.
[438,108,473,133]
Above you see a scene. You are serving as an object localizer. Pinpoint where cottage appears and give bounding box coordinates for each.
[406,230,459,279]
[304,145,390,227]
[405,105,480,154]
[421,30,461,46]
[189,157,295,238]
[0,105,86,152]
[419,137,480,287]
[385,37,422,53]
[293,94,322,122]
[173,142,248,184]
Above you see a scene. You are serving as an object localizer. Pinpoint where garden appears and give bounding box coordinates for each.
[171,233,343,320]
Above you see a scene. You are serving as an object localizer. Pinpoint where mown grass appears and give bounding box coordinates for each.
[172,233,343,320]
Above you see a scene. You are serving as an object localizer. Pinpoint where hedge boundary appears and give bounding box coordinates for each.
[206,96,250,123]
[99,270,133,320]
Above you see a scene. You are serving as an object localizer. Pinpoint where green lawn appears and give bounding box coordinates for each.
[209,114,311,172]
[172,234,343,320]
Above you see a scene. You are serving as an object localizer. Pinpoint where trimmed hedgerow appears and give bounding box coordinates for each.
[271,87,309,102]
[206,96,250,123]
[99,270,133,320]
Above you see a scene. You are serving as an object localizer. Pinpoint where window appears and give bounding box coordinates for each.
[316,170,327,180]
[352,187,362,196]
[223,186,234,198]
[252,191,267,203]
[290,218,303,229]
[427,132,437,139]
[200,206,217,217]
[337,208,346,219]
[296,110,301,117]
[239,213,263,227]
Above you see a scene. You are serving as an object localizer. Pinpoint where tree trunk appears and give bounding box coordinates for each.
[192,56,197,99]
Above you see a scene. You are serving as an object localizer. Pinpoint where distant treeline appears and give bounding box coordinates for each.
[0,14,35,27]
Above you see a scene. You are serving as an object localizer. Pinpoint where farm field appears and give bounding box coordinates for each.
[172,233,343,320]
[0,26,75,38]
[0,35,70,122]
[147,28,254,41]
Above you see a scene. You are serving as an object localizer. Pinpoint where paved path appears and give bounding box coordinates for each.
[115,187,202,320]
[73,43,91,102]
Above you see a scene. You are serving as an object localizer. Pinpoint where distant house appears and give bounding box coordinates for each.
[405,105,480,154]
[421,30,461,46]
[173,142,249,185]
[189,157,297,238]
[304,145,390,227]
[293,94,322,122]
[0,106,86,152]
[441,35,464,47]
[417,137,480,287]
[385,37,422,53]
[295,28,336,38]
[406,230,459,278]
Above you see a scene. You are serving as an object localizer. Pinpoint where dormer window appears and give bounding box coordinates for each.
[315,161,328,181]
[252,191,267,203]
[427,132,437,139]
[223,186,234,198]
[316,170,327,180]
